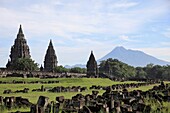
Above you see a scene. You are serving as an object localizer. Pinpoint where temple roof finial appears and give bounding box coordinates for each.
[49,39,53,46]
[18,24,23,34]
[89,50,95,61]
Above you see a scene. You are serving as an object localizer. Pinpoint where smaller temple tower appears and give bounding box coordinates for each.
[86,51,98,77]
[44,40,58,72]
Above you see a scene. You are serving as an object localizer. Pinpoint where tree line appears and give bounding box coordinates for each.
[9,58,170,80]
[8,58,86,73]
[54,66,86,74]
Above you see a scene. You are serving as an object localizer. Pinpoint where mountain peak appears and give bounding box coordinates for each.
[98,46,170,67]
[111,46,127,54]
[114,46,126,50]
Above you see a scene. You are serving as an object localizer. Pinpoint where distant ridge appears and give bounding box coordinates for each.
[65,64,86,69]
[98,46,170,67]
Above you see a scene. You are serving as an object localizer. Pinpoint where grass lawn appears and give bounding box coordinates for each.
[0,77,154,103]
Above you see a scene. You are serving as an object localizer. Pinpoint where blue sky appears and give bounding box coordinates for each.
[0,0,170,67]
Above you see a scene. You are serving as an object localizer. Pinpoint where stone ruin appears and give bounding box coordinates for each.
[1,81,170,113]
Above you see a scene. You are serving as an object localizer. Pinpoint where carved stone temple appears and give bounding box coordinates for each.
[6,25,31,69]
[86,51,98,77]
[44,40,58,72]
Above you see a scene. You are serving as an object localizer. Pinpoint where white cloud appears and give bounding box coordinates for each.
[0,48,9,67]
[119,35,140,42]
[111,2,139,8]
[162,28,170,38]
[0,0,169,37]
[119,35,129,41]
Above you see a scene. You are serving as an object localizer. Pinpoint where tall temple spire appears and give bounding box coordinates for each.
[6,25,31,69]
[44,40,58,72]
[86,51,98,77]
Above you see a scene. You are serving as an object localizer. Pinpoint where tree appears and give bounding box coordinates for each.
[151,65,164,79]
[162,65,170,79]
[136,67,147,78]
[143,64,163,79]
[11,58,39,71]
[70,67,86,73]
[99,58,136,78]
[54,65,69,73]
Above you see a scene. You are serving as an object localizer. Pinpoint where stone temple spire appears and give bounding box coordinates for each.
[6,25,31,69]
[44,40,58,72]
[86,51,98,77]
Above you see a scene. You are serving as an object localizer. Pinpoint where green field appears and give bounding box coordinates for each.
[0,78,142,103]
[0,78,162,113]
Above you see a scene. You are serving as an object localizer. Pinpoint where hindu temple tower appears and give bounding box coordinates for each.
[6,25,31,68]
[86,51,98,77]
[44,40,58,72]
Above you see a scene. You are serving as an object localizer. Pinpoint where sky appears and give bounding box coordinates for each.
[0,0,170,67]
